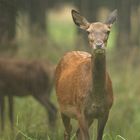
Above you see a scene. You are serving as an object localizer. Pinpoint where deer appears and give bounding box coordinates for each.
[55,9,117,140]
[0,58,57,130]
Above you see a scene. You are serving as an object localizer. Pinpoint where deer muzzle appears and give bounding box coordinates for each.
[95,40,104,48]
[92,40,105,53]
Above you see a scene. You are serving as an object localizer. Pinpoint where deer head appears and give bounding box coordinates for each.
[71,9,117,53]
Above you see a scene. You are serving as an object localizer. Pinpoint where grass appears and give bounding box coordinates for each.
[0,8,140,140]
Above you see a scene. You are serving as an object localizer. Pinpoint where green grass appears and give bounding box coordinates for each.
[0,10,140,140]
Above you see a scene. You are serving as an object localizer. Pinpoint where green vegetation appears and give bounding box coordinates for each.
[0,11,140,140]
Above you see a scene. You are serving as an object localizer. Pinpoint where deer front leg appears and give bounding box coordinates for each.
[0,95,5,131]
[76,128,82,140]
[77,118,94,140]
[61,113,72,140]
[97,112,109,140]
[77,114,90,140]
[8,96,14,130]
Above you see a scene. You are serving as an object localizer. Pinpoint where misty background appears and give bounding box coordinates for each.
[0,0,140,140]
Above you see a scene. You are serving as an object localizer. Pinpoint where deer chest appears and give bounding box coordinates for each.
[84,97,110,118]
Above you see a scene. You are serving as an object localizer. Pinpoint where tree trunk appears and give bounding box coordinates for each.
[131,0,140,47]
[0,0,17,42]
[117,0,131,49]
[28,0,47,37]
[0,0,17,55]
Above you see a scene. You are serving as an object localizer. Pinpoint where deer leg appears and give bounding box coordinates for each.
[77,114,90,140]
[76,128,81,140]
[77,118,94,140]
[46,101,57,127]
[33,94,57,127]
[0,95,5,131]
[61,113,72,140]
[97,112,109,140]
[8,96,14,130]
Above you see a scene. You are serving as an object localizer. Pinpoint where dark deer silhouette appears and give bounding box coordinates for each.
[0,58,57,130]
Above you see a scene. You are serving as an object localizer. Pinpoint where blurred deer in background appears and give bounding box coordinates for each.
[0,58,57,130]
[55,9,117,140]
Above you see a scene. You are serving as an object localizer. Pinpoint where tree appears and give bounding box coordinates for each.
[131,0,140,47]
[0,0,17,42]
[27,0,47,37]
[0,0,17,55]
[117,0,131,49]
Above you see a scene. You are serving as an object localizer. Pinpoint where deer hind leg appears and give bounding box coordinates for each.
[46,100,57,127]
[33,94,57,127]
[8,96,14,130]
[61,113,72,140]
[0,95,5,131]
[97,112,109,140]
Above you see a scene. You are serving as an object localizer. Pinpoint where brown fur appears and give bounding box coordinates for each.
[0,58,57,130]
[55,9,117,140]
[56,51,113,117]
[55,52,113,140]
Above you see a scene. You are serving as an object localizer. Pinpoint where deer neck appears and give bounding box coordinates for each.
[91,51,106,100]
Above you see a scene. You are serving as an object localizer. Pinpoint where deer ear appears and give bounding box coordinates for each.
[105,9,117,27]
[71,10,90,30]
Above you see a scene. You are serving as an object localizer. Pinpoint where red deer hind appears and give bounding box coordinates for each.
[55,9,117,140]
[0,59,57,130]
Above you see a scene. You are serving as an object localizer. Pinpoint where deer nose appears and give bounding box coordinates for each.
[95,40,104,49]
